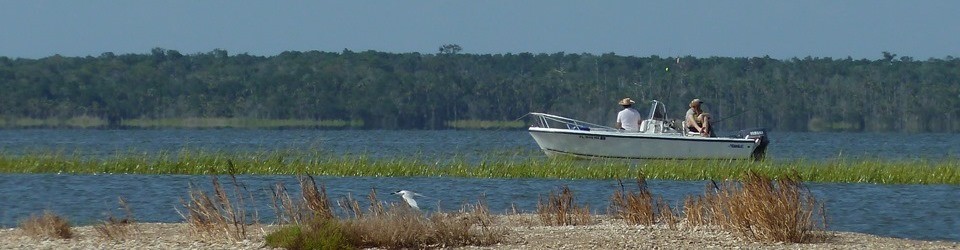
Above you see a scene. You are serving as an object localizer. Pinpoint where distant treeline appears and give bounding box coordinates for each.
[1,48,958,132]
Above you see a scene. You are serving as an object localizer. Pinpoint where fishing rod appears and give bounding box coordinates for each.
[713,109,751,124]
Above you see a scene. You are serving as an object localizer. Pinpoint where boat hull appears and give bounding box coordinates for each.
[528,127,762,160]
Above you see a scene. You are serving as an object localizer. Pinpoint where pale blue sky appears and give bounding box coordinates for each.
[1,1,957,59]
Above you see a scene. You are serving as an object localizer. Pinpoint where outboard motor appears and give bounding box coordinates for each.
[737,128,769,161]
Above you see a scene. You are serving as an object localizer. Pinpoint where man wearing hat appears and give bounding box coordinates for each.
[686,98,712,136]
[616,97,642,132]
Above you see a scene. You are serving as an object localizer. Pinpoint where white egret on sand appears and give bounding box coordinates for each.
[393,190,424,210]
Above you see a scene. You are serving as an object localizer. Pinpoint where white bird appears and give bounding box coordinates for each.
[393,190,424,210]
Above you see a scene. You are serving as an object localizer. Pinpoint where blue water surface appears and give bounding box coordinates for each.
[0,175,957,241]
[0,129,959,241]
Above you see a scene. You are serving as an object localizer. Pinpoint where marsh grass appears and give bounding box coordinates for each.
[299,175,334,220]
[177,169,257,240]
[537,186,593,226]
[1,149,957,185]
[94,197,138,241]
[339,202,506,248]
[609,178,677,227]
[19,210,73,239]
[610,179,656,225]
[121,117,363,129]
[266,176,506,249]
[683,172,825,243]
[728,172,824,242]
[445,119,526,129]
[269,182,303,225]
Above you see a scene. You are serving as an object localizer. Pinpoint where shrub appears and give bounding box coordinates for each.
[265,218,351,250]
[683,172,825,243]
[725,172,824,242]
[19,210,72,239]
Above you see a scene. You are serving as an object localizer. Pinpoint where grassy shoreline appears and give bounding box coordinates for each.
[0,150,957,185]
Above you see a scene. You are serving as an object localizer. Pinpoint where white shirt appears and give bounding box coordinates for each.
[617,108,642,132]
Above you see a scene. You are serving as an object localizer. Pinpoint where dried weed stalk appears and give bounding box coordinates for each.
[299,175,334,219]
[537,186,593,226]
[682,172,825,243]
[177,172,253,240]
[94,197,138,241]
[19,210,72,239]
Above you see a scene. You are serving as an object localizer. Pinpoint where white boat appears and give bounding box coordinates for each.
[528,100,769,160]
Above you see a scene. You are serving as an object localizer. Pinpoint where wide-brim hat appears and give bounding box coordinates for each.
[690,98,704,107]
[619,98,635,106]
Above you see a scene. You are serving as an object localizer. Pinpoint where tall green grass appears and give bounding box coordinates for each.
[121,117,364,128]
[0,150,957,184]
[445,119,526,129]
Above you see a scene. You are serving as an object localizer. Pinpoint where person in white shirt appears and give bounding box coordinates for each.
[616,98,642,132]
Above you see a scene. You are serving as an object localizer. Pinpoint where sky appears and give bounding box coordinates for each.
[1,1,958,60]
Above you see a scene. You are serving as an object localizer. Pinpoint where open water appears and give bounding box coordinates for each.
[0,129,958,241]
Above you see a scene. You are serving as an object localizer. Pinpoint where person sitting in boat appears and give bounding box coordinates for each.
[616,97,642,132]
[686,98,712,137]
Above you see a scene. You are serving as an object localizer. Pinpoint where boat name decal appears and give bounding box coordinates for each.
[729,144,744,148]
[578,135,606,140]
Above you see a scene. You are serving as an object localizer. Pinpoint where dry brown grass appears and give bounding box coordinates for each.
[298,175,334,219]
[340,201,506,248]
[266,176,505,249]
[683,172,825,243]
[337,192,365,219]
[656,196,679,229]
[683,180,722,226]
[610,179,679,228]
[537,186,593,226]
[336,188,386,220]
[728,172,824,242]
[19,210,72,239]
[94,197,138,241]
[269,182,304,225]
[177,172,255,240]
[270,175,337,225]
[610,179,656,225]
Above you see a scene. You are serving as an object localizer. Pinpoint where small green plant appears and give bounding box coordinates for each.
[19,210,73,239]
[265,218,352,250]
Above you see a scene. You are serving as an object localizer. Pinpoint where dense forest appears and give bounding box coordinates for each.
[1,47,958,132]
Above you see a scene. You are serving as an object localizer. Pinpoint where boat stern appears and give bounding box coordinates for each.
[738,128,769,161]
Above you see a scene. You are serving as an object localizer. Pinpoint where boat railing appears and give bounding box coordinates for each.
[528,112,619,132]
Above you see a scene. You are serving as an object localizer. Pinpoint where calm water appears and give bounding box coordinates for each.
[0,175,957,241]
[0,129,959,241]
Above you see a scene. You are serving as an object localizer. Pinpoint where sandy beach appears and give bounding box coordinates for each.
[1,215,956,249]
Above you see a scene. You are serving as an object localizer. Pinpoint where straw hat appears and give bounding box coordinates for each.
[619,98,636,106]
[690,98,704,107]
